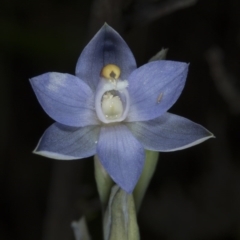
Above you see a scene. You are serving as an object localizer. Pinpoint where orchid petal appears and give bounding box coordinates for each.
[75,24,137,90]
[30,72,98,127]
[97,124,145,193]
[34,123,100,160]
[127,113,214,152]
[126,61,188,122]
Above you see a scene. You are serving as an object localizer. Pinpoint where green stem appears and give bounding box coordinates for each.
[133,150,159,212]
[104,185,140,240]
[94,155,114,210]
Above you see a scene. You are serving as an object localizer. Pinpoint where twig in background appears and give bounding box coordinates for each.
[126,0,197,28]
[206,47,240,114]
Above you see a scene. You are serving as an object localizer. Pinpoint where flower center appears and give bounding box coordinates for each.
[95,64,130,124]
[101,91,123,120]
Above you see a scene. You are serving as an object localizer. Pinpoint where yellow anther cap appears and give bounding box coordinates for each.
[101,64,121,79]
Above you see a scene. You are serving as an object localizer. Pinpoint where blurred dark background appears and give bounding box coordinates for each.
[1,0,240,239]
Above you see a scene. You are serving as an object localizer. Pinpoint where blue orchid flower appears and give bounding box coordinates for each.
[30,24,213,193]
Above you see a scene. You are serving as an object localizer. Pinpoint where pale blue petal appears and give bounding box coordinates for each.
[75,24,137,90]
[127,113,214,151]
[97,124,145,193]
[126,61,189,122]
[34,123,100,159]
[30,72,99,127]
